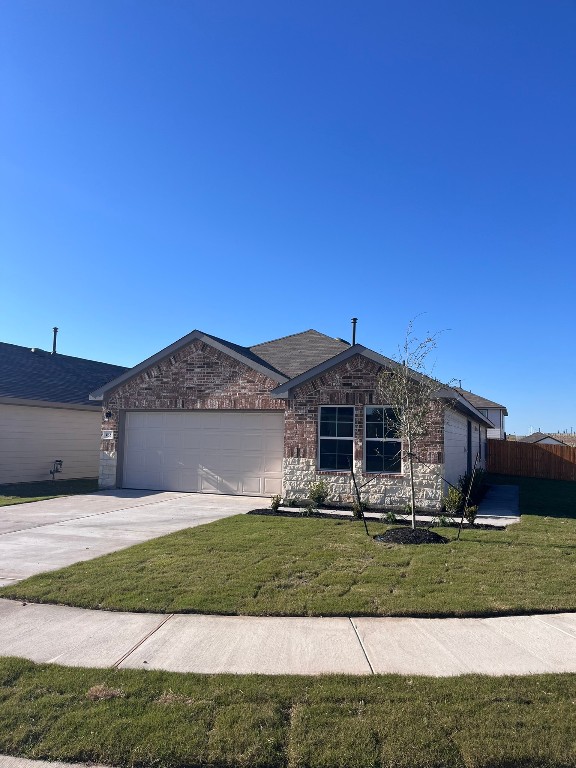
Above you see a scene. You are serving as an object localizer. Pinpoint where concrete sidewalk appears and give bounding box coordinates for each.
[477,483,520,523]
[2,598,575,677]
[0,758,106,768]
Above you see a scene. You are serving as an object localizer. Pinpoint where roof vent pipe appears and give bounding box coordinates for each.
[52,327,59,355]
[351,317,358,345]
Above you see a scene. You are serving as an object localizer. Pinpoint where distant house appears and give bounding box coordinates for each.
[454,388,508,440]
[518,432,568,446]
[550,434,576,447]
[0,342,126,484]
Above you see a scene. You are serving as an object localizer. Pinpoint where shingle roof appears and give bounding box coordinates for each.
[250,330,350,379]
[0,342,128,406]
[453,387,508,415]
[202,333,286,377]
[518,432,568,445]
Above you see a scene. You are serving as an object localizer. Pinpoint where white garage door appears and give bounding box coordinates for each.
[122,411,284,496]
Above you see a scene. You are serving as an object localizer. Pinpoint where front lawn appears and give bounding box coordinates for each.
[0,657,575,768]
[2,475,575,618]
[0,478,98,507]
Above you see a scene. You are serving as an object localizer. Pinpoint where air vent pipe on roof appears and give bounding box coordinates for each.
[52,327,59,355]
[351,317,358,345]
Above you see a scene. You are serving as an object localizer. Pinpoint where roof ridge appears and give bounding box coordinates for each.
[250,329,335,349]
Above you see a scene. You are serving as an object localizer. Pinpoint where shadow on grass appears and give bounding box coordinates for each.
[0,478,98,500]
[485,473,576,520]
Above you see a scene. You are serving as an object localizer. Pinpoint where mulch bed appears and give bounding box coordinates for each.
[248,508,356,521]
[374,527,448,545]
[248,508,499,530]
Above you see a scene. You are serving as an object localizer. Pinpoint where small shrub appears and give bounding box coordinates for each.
[270,494,282,512]
[352,499,367,519]
[443,486,464,514]
[381,509,397,525]
[458,469,486,506]
[433,512,450,527]
[301,503,318,517]
[465,505,478,525]
[309,479,329,506]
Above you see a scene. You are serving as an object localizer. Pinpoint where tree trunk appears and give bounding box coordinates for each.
[407,436,416,530]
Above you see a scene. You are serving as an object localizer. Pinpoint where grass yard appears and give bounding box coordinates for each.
[2,474,575,618]
[0,478,98,507]
[0,657,575,768]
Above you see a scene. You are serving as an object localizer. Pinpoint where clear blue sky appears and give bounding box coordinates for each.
[2,1,575,435]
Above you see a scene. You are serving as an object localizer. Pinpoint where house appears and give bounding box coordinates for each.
[454,387,508,440]
[0,341,127,484]
[90,329,492,510]
[518,432,568,446]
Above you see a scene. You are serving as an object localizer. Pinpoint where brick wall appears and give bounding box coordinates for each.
[282,354,445,508]
[98,339,284,487]
[284,354,444,463]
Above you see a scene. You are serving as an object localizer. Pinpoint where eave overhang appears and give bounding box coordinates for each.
[0,396,100,412]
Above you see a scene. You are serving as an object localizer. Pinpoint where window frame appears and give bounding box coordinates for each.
[317,405,355,472]
[363,405,403,475]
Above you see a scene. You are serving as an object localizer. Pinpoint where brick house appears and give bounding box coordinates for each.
[90,329,493,510]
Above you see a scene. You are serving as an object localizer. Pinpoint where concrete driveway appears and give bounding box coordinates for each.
[0,490,258,587]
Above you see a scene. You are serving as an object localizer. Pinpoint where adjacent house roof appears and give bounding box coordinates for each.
[453,387,508,416]
[0,342,127,407]
[518,432,568,445]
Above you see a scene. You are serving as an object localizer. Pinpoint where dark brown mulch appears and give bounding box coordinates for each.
[374,527,449,545]
[248,509,500,530]
[248,508,358,521]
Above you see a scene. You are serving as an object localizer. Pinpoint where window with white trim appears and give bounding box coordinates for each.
[364,406,402,473]
[319,406,354,470]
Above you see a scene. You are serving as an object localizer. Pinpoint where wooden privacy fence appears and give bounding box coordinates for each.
[487,440,576,481]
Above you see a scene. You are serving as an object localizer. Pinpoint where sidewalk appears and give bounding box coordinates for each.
[2,598,575,676]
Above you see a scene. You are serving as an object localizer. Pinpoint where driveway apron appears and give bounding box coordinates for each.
[0,490,256,586]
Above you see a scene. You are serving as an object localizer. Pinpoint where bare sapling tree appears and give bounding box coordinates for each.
[377,321,444,530]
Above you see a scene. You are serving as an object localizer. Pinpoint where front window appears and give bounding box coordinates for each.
[319,406,354,470]
[365,406,402,473]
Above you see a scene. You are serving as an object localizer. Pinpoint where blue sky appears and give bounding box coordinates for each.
[1,1,575,434]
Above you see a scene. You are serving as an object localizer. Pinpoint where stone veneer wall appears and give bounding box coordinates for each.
[282,354,445,510]
[98,339,284,489]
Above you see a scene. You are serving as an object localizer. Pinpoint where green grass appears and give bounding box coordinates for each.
[0,478,98,507]
[0,657,575,768]
[2,475,575,618]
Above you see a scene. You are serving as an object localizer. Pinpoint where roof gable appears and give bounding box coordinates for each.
[90,328,351,400]
[519,432,567,445]
[0,342,127,406]
[270,346,494,426]
[89,329,290,400]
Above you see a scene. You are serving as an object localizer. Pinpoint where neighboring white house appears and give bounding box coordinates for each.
[0,341,126,484]
[454,388,508,440]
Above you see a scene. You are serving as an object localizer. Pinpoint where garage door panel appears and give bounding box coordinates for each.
[123,411,283,497]
[264,476,282,495]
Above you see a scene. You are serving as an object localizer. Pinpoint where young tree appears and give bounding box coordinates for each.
[377,321,444,530]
